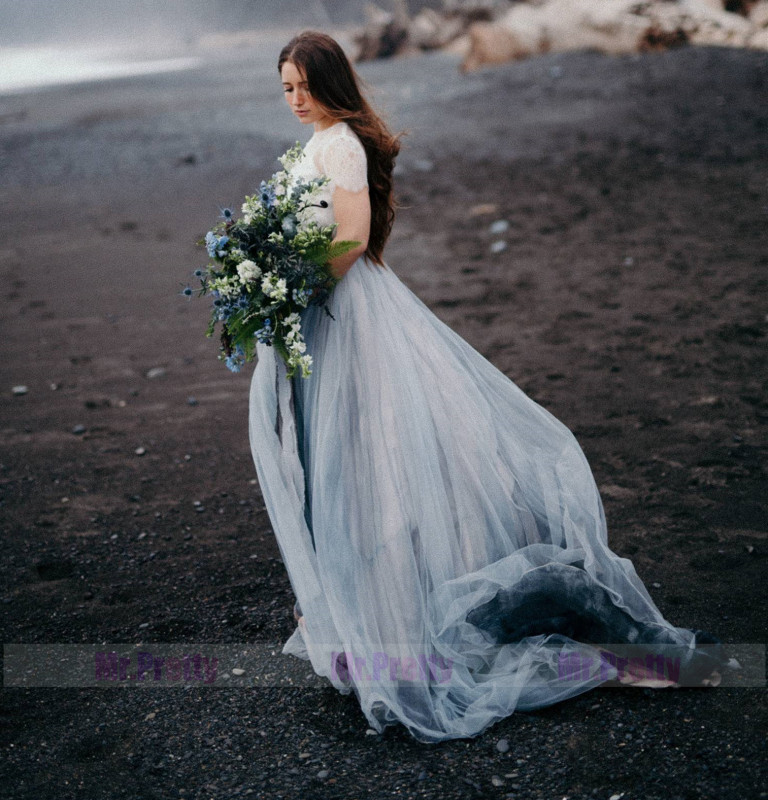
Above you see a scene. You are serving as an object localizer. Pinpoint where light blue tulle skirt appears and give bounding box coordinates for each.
[248,255,726,743]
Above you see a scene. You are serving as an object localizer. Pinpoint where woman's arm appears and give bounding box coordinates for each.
[326,183,371,281]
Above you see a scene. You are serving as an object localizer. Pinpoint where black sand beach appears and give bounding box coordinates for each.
[1,34,766,799]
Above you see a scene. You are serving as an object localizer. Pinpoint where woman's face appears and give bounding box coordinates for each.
[280,60,334,130]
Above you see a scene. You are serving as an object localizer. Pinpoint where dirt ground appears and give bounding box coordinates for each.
[0,38,766,799]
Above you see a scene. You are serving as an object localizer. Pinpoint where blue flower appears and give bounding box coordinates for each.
[193,268,204,278]
[255,320,274,344]
[205,231,230,258]
[216,235,229,257]
[259,180,277,209]
[225,353,242,372]
[292,286,312,306]
[219,207,234,222]
[180,285,193,298]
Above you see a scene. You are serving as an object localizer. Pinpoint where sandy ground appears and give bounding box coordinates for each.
[1,36,766,799]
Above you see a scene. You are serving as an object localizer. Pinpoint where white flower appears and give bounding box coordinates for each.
[210,277,240,299]
[288,350,312,378]
[274,171,288,196]
[284,312,301,328]
[261,273,287,302]
[296,205,322,230]
[241,195,264,226]
[237,259,261,284]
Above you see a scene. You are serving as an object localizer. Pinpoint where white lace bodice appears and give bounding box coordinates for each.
[288,121,369,228]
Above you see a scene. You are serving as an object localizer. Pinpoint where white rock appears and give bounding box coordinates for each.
[750,0,768,28]
[746,25,768,49]
[232,668,245,676]
[11,385,28,395]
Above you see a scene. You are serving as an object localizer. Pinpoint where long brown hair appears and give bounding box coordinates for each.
[278,31,405,267]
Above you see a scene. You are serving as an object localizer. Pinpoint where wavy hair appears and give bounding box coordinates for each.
[278,31,405,267]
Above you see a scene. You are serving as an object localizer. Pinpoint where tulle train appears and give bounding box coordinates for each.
[248,256,726,743]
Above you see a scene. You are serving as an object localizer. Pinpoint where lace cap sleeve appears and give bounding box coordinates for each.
[319,133,369,193]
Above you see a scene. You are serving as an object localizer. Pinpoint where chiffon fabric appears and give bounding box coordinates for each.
[247,122,726,742]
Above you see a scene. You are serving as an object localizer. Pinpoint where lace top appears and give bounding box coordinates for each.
[288,121,369,229]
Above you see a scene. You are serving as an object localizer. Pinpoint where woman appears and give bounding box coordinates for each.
[248,30,728,743]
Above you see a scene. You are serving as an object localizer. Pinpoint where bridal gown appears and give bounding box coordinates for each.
[248,121,727,743]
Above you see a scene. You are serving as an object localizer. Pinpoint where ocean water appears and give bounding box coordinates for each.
[0,44,202,94]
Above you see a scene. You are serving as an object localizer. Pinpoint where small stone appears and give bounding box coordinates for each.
[490,240,507,254]
[745,545,754,554]
[489,219,509,234]
[186,396,198,406]
[11,385,28,395]
[137,532,147,540]
[139,623,150,629]
[469,203,498,217]
[496,738,510,753]
[652,582,661,588]
[135,447,146,456]
[72,424,86,435]
[365,729,378,736]
[413,158,434,172]
[623,256,634,267]
[491,775,505,787]
[298,752,311,759]
[316,770,329,779]
[232,668,245,676]
[146,367,166,379]
[49,382,60,391]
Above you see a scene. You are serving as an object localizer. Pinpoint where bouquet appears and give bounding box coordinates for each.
[187,142,360,378]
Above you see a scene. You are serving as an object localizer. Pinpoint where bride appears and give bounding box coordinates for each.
[247,30,728,743]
